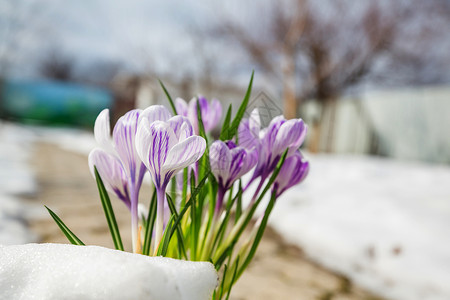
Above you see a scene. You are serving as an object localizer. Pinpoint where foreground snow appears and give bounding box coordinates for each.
[0,243,218,300]
[272,154,450,300]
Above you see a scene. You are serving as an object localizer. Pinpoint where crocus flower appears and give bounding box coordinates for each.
[238,109,307,199]
[175,96,222,134]
[210,140,258,214]
[272,151,309,197]
[135,114,206,249]
[88,108,149,253]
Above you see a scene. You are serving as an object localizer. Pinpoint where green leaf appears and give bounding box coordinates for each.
[166,193,187,259]
[235,181,243,223]
[45,206,85,246]
[158,79,177,115]
[232,149,288,238]
[156,215,175,256]
[211,187,243,256]
[219,104,233,141]
[188,171,210,260]
[226,256,240,300]
[214,242,236,270]
[94,167,124,251]
[181,167,188,208]
[142,187,157,255]
[229,71,254,139]
[190,173,198,260]
[218,264,229,300]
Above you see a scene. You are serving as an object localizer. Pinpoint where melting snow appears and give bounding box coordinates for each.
[0,243,218,300]
[272,153,450,300]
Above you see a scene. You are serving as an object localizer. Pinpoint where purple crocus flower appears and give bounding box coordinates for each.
[88,108,150,253]
[135,114,206,249]
[210,140,257,215]
[238,109,307,199]
[175,96,222,134]
[273,151,309,197]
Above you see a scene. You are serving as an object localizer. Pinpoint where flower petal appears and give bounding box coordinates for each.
[272,119,306,155]
[163,136,206,179]
[238,119,260,150]
[140,105,172,125]
[136,119,177,188]
[94,109,115,154]
[248,108,261,136]
[274,151,309,196]
[228,148,246,184]
[187,97,200,133]
[210,140,232,185]
[175,98,188,117]
[208,98,223,131]
[88,148,130,208]
[167,115,193,141]
[113,109,142,181]
[235,147,258,180]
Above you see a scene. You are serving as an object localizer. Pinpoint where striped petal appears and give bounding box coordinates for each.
[238,119,260,150]
[167,115,194,141]
[210,140,232,185]
[136,119,177,188]
[208,98,223,131]
[274,151,309,196]
[88,148,130,209]
[228,148,246,184]
[272,119,306,155]
[175,98,188,117]
[163,136,206,179]
[94,109,115,154]
[140,105,172,125]
[112,109,142,182]
[235,147,258,181]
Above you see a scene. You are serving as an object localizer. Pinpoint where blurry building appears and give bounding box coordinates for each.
[301,86,450,164]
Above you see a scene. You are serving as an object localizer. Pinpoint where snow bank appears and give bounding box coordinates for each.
[0,243,218,300]
[272,153,450,300]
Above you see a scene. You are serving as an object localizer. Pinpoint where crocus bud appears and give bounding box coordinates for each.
[273,151,309,197]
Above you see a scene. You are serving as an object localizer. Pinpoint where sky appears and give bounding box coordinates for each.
[1,0,216,77]
[1,0,449,87]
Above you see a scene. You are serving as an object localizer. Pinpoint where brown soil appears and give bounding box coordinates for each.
[27,142,384,300]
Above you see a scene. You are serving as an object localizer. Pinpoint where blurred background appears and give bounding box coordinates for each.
[1,0,450,299]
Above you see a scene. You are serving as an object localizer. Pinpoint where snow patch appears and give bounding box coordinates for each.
[271,153,450,300]
[0,243,218,300]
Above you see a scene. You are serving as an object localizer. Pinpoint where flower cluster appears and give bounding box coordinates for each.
[89,105,206,252]
[50,80,309,300]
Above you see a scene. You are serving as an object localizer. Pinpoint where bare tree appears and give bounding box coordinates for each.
[211,1,401,117]
[38,50,75,81]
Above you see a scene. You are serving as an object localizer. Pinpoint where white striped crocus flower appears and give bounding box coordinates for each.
[210,140,257,216]
[135,110,206,251]
[88,107,169,253]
